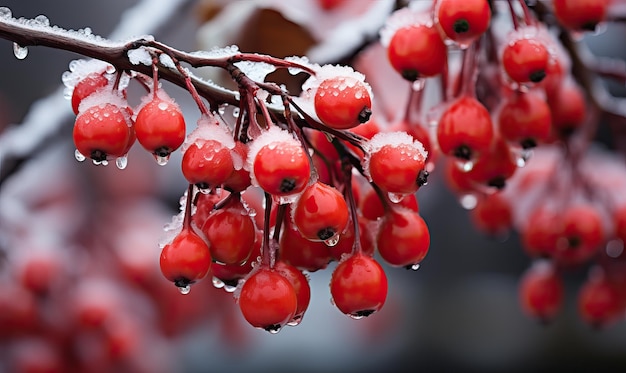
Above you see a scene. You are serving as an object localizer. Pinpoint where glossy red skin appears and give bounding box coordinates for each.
[159,228,211,285]
[553,0,609,31]
[211,230,261,284]
[369,143,426,195]
[470,192,512,236]
[202,200,256,265]
[436,0,491,44]
[376,208,430,267]
[279,217,333,272]
[314,77,372,130]
[548,82,587,136]
[134,98,186,154]
[498,91,552,147]
[519,262,564,321]
[253,142,311,196]
[502,38,550,83]
[387,24,447,79]
[466,137,517,188]
[578,276,624,327]
[436,96,494,159]
[274,260,311,322]
[521,206,561,258]
[328,214,376,261]
[238,267,297,330]
[360,186,418,221]
[73,103,133,159]
[293,182,349,241]
[182,140,234,188]
[553,204,604,266]
[224,141,252,193]
[330,253,388,316]
[71,72,109,114]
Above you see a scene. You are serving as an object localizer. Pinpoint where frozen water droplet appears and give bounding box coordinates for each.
[74,149,86,162]
[387,192,405,203]
[460,159,474,172]
[34,14,50,26]
[0,7,12,18]
[223,283,237,293]
[13,43,28,60]
[516,155,526,168]
[287,315,303,327]
[265,325,282,334]
[323,234,340,247]
[115,156,128,170]
[212,276,225,289]
[178,284,191,294]
[105,64,116,74]
[348,313,364,320]
[409,263,420,271]
[412,78,426,91]
[155,154,170,166]
[158,101,169,111]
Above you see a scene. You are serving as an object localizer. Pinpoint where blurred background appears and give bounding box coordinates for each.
[1,0,626,372]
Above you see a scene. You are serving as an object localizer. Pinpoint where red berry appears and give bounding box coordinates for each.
[279,211,333,272]
[376,207,430,268]
[498,91,552,148]
[578,273,624,328]
[182,139,234,190]
[519,261,564,322]
[436,95,494,161]
[71,72,109,114]
[292,181,349,242]
[553,204,604,266]
[365,131,428,195]
[466,136,518,189]
[73,102,134,162]
[134,91,186,159]
[470,192,512,236]
[238,267,298,333]
[314,76,372,129]
[159,228,212,291]
[330,253,388,318]
[436,0,491,46]
[201,198,256,265]
[548,80,587,137]
[387,23,448,81]
[553,0,610,31]
[274,260,311,325]
[502,36,550,84]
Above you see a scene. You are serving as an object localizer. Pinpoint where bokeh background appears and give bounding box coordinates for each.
[1,1,626,372]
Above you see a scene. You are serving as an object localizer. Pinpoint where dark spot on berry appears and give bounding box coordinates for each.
[221,278,239,289]
[453,19,470,34]
[521,138,537,149]
[567,236,581,248]
[529,70,546,83]
[317,227,336,241]
[581,21,598,32]
[196,182,210,191]
[358,106,372,124]
[401,69,419,82]
[279,178,297,193]
[263,323,282,333]
[154,146,171,158]
[488,176,507,190]
[453,145,472,160]
[90,149,107,162]
[174,277,192,289]
[352,309,375,318]
[417,169,429,187]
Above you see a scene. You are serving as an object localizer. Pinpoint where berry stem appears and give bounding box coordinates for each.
[518,0,536,26]
[261,192,275,268]
[182,184,194,231]
[340,156,363,255]
[507,0,520,30]
[151,55,160,98]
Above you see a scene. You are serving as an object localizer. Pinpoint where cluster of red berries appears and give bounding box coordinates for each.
[62,0,625,332]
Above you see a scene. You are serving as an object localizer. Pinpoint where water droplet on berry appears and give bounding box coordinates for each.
[516,148,533,167]
[232,107,240,117]
[412,78,426,91]
[157,101,169,111]
[223,283,237,293]
[409,263,420,271]
[287,315,303,326]
[0,7,12,18]
[348,313,364,320]
[212,276,225,289]
[34,14,50,26]
[154,154,170,166]
[178,284,191,294]
[92,158,109,166]
[387,192,405,203]
[13,43,28,60]
[74,149,86,162]
[265,325,282,334]
[115,156,128,170]
[323,233,340,247]
[458,159,474,172]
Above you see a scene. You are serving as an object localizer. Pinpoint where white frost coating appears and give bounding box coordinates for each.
[284,56,319,76]
[159,53,175,68]
[234,58,276,83]
[127,47,153,66]
[181,114,235,153]
[361,131,428,181]
[379,6,434,47]
[76,89,130,116]
[189,45,240,59]
[61,59,112,99]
